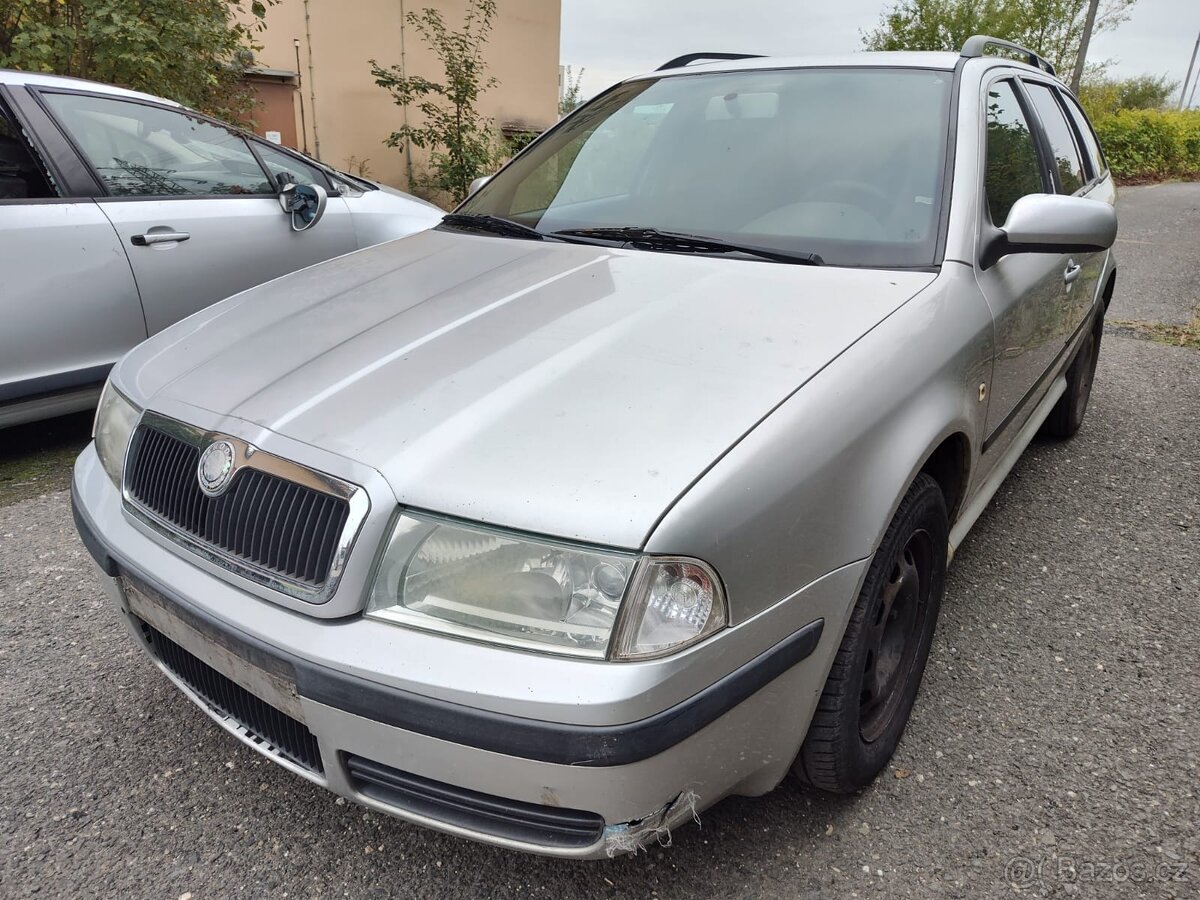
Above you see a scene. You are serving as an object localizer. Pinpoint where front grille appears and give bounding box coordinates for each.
[126,424,349,587]
[140,620,323,774]
[345,754,605,849]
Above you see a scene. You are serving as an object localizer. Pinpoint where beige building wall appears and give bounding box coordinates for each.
[249,0,561,192]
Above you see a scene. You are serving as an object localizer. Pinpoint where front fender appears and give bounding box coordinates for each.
[645,266,994,624]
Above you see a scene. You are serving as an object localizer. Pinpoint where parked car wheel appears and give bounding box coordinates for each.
[793,473,948,794]
[1041,311,1103,440]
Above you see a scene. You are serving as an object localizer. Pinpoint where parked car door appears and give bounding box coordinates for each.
[974,76,1073,443]
[0,95,144,421]
[38,90,358,335]
[1020,80,1107,334]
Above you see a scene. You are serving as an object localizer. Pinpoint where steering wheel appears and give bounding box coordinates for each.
[122,149,153,168]
[803,180,893,223]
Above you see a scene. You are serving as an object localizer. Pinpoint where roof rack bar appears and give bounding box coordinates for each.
[657,52,764,72]
[960,34,1056,76]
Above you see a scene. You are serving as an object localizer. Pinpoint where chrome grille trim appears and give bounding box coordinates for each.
[121,411,370,603]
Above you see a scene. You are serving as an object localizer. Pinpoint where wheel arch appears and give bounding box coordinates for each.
[917,431,972,526]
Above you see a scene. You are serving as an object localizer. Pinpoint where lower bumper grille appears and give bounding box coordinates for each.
[345,754,605,849]
[139,620,323,775]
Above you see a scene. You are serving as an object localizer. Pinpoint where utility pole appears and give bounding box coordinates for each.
[1070,0,1101,94]
[1180,30,1200,110]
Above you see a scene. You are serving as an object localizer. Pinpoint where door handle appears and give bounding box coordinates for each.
[1063,259,1082,284]
[131,231,190,246]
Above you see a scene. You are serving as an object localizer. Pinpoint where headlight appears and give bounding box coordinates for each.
[93,380,141,487]
[367,515,727,660]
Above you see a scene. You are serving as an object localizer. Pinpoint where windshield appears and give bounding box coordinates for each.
[459,68,953,268]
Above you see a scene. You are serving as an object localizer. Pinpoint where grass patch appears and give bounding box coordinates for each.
[1108,317,1200,350]
[0,411,93,507]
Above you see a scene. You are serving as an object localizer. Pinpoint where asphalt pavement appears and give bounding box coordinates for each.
[1,186,1197,899]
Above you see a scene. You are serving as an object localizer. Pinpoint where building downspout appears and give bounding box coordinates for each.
[399,0,413,186]
[302,0,321,160]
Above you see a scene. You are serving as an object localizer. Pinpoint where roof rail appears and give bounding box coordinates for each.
[960,35,1056,75]
[657,52,764,72]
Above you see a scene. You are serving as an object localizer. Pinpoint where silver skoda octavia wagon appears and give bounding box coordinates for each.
[73,37,1118,857]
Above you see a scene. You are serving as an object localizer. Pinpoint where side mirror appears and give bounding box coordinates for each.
[278,181,328,232]
[467,175,492,197]
[982,194,1116,269]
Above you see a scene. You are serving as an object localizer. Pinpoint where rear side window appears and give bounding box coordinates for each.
[43,92,272,197]
[1060,91,1106,178]
[0,102,56,199]
[1024,83,1085,194]
[984,79,1044,226]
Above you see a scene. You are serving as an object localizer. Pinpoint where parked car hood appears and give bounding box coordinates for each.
[122,229,934,548]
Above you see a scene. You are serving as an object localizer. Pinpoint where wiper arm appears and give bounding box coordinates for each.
[441,213,547,240]
[552,226,824,265]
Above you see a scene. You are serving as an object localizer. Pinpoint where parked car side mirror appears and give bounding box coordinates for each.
[982,194,1117,269]
[278,181,328,232]
[468,175,492,197]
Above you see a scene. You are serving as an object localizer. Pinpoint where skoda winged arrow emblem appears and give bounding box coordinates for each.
[197,440,236,497]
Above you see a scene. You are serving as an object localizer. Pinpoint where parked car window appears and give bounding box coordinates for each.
[464,68,954,269]
[1059,90,1107,178]
[983,79,1045,226]
[42,93,271,197]
[253,141,328,191]
[1024,83,1086,194]
[0,103,56,199]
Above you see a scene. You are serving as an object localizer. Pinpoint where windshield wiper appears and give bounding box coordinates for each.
[441,213,548,241]
[551,226,824,266]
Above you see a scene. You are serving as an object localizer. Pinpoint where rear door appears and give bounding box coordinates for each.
[974,75,1069,442]
[38,90,357,336]
[0,90,144,415]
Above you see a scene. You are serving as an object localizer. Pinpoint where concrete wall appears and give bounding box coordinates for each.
[250,0,561,192]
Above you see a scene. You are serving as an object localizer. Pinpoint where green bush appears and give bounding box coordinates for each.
[1092,109,1200,180]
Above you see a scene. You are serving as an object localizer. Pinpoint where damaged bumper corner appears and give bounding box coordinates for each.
[603,789,703,857]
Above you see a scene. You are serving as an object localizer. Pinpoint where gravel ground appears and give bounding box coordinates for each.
[2,190,1199,898]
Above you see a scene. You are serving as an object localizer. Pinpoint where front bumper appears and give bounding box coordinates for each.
[72,444,864,857]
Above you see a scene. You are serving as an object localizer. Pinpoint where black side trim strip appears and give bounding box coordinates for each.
[1,362,112,405]
[302,618,824,767]
[75,498,824,766]
[71,485,119,576]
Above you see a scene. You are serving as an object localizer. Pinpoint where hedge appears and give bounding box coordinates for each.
[1091,109,1200,181]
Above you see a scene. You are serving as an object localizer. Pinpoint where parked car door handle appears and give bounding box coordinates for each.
[131,231,190,246]
[1063,260,1082,284]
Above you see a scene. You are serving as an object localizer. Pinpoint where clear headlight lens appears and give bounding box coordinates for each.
[93,380,141,487]
[367,515,727,660]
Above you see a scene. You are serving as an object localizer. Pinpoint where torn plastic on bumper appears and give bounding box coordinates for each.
[603,789,702,856]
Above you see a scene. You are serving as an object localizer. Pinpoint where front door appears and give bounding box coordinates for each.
[974,76,1072,442]
[40,90,356,336]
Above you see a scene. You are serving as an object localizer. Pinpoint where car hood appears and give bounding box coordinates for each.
[122,229,934,548]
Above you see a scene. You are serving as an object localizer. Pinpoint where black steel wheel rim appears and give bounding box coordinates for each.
[859,528,934,743]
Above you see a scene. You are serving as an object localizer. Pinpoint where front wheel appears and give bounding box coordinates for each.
[792,473,948,794]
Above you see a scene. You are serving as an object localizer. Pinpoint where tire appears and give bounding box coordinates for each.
[793,473,948,794]
[1041,310,1103,439]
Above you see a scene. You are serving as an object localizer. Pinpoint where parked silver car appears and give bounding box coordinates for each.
[73,38,1117,857]
[0,70,442,427]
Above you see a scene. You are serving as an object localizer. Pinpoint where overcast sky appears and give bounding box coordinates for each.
[561,0,1200,106]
